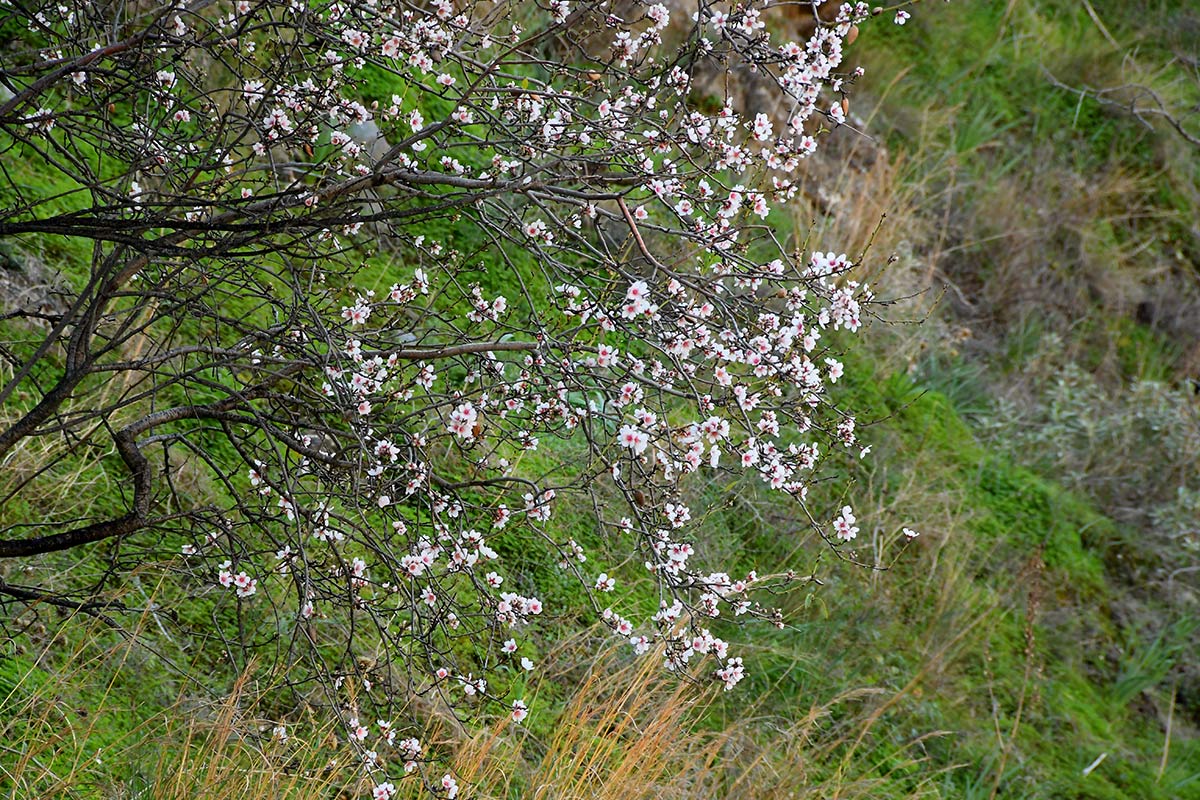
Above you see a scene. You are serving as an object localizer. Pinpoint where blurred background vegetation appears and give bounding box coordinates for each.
[2,1,1199,797]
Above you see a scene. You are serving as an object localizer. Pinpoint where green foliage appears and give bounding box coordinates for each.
[3,1,1199,797]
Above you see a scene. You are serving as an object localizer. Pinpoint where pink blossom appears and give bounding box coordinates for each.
[617,424,649,455]
[448,402,478,439]
[833,506,859,542]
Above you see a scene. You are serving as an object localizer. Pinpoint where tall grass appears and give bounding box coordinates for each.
[0,617,984,800]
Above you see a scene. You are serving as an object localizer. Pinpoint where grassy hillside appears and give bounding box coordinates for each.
[3,1,1199,798]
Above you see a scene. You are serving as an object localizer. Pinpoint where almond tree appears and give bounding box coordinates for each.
[0,0,892,793]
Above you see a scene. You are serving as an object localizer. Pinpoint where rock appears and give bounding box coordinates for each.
[347,119,392,163]
[0,243,70,323]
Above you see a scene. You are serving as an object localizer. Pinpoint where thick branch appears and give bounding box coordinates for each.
[0,367,90,460]
[390,341,539,359]
[0,425,150,558]
[0,576,128,613]
[0,374,296,558]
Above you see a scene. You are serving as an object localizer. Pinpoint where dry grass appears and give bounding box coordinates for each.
[439,647,717,799]
[1,617,967,800]
[0,615,351,800]
[142,680,353,800]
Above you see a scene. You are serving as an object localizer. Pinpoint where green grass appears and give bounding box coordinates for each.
[4,2,1200,797]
